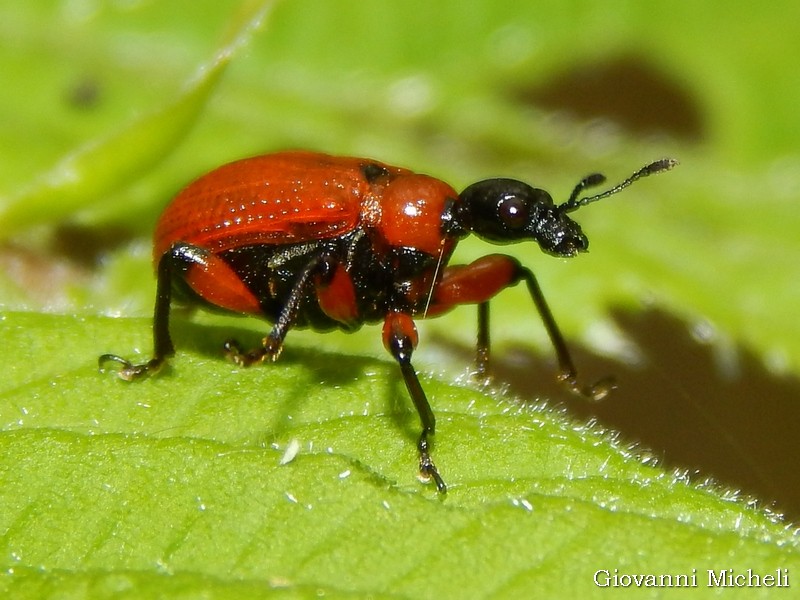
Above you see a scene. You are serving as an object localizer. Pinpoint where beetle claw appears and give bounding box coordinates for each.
[420,461,447,494]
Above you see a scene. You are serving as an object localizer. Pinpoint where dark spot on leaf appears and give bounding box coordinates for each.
[53,223,135,267]
[66,77,101,110]
[515,55,704,141]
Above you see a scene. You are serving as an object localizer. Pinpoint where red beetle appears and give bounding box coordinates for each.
[101,150,676,492]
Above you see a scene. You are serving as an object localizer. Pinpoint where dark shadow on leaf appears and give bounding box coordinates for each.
[513,54,705,142]
[432,307,800,522]
[170,319,421,445]
[172,319,377,380]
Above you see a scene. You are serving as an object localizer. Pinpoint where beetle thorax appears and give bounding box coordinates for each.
[368,174,459,257]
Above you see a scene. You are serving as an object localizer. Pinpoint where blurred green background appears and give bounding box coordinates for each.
[2,0,800,597]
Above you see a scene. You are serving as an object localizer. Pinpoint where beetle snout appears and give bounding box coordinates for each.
[537,217,589,258]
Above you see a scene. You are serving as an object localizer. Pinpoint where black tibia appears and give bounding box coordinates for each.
[98,242,199,380]
[385,322,447,493]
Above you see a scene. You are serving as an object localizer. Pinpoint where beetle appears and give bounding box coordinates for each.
[100,150,676,492]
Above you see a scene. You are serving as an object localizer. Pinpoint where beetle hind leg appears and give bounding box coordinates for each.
[98,243,187,381]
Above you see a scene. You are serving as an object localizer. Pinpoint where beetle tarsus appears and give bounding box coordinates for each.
[559,371,617,402]
[98,353,161,381]
[224,339,267,366]
[262,334,284,362]
[224,333,285,366]
[419,433,447,493]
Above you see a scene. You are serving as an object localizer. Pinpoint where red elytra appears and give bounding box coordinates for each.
[101,150,676,492]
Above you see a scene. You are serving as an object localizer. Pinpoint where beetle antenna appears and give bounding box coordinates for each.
[560,158,678,213]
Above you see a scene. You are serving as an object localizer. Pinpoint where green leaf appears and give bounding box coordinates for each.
[0,1,274,236]
[1,312,799,599]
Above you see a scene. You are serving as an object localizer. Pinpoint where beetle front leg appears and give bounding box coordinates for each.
[516,266,615,401]
[383,312,447,493]
[430,254,615,401]
[476,301,490,378]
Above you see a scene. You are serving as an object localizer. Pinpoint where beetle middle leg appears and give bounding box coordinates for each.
[428,253,615,401]
[224,253,336,366]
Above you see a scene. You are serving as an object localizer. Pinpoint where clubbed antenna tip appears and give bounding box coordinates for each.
[645,157,680,175]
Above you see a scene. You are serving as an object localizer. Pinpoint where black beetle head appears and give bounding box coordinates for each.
[453,158,677,258]
[456,179,587,257]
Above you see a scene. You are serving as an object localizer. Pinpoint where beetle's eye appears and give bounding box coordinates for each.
[499,195,528,229]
